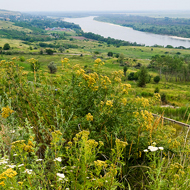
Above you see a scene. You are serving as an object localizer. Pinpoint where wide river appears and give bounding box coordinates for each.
[65,16,190,48]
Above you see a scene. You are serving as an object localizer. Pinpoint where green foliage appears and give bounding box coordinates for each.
[48,61,57,74]
[154,75,160,83]
[45,48,54,55]
[3,43,10,50]
[19,56,25,62]
[123,66,128,76]
[154,87,160,93]
[107,51,113,57]
[128,72,138,81]
[161,93,167,104]
[138,66,149,87]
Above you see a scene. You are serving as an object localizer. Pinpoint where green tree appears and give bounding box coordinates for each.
[123,66,128,76]
[154,76,160,83]
[3,43,10,50]
[138,66,149,87]
[46,49,54,55]
[118,53,124,65]
[107,52,113,57]
[48,61,57,74]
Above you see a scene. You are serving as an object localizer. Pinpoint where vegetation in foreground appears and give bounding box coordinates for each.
[0,56,190,189]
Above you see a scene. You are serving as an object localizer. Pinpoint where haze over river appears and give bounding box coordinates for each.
[65,16,190,48]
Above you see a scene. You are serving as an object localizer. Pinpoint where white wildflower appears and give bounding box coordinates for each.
[36,159,43,162]
[54,157,62,162]
[143,149,148,152]
[149,147,158,152]
[57,173,65,179]
[18,164,24,167]
[23,169,33,174]
[159,147,164,150]
[148,146,153,150]
[7,165,16,168]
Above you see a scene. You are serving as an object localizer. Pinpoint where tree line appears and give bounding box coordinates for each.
[95,15,190,38]
[149,55,190,82]
[81,32,143,46]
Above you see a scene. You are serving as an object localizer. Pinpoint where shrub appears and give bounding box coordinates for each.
[138,66,149,87]
[107,52,113,57]
[154,76,160,83]
[19,56,25,62]
[154,87,160,93]
[3,43,10,50]
[48,61,57,74]
[128,72,138,81]
[123,66,128,76]
[161,93,167,104]
[46,48,54,55]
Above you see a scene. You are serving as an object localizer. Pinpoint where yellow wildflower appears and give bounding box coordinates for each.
[1,106,14,119]
[86,113,93,121]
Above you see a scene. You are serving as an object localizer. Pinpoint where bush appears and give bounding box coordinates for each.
[107,52,113,57]
[128,72,138,81]
[161,93,167,104]
[138,66,149,87]
[3,43,10,50]
[46,48,54,55]
[123,66,128,76]
[154,87,160,93]
[48,61,57,74]
[19,56,25,62]
[154,76,160,83]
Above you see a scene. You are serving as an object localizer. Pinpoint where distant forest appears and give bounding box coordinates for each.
[0,19,81,42]
[95,15,190,38]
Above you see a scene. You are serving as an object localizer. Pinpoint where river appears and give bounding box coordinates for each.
[64,16,190,48]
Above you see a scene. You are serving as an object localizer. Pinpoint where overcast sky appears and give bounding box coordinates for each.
[1,0,190,12]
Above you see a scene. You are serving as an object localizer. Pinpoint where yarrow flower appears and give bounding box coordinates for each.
[57,173,65,179]
[54,157,62,162]
[159,147,164,150]
[143,149,148,152]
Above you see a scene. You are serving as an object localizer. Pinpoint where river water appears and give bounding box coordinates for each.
[65,16,190,48]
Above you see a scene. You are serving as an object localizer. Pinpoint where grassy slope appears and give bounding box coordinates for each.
[0,20,32,33]
[1,34,190,108]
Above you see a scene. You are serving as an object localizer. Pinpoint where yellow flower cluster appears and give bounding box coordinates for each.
[76,69,85,76]
[12,139,34,153]
[106,100,113,107]
[94,160,107,168]
[94,58,105,66]
[51,130,63,145]
[62,58,69,62]
[121,83,131,94]
[86,113,93,121]
[75,130,90,141]
[116,138,128,149]
[100,75,111,89]
[121,98,127,106]
[86,139,98,149]
[27,58,38,65]
[136,97,149,108]
[1,106,14,118]
[0,168,17,186]
[112,70,123,83]
[72,64,81,70]
[140,110,153,131]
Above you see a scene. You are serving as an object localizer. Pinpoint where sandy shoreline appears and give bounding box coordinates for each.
[170,36,190,41]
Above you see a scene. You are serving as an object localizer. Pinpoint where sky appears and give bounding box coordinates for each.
[1,0,190,12]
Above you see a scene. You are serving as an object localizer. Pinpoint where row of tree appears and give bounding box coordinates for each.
[149,55,190,82]
[95,15,190,38]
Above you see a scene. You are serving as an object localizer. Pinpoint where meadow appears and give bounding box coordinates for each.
[0,27,190,189]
